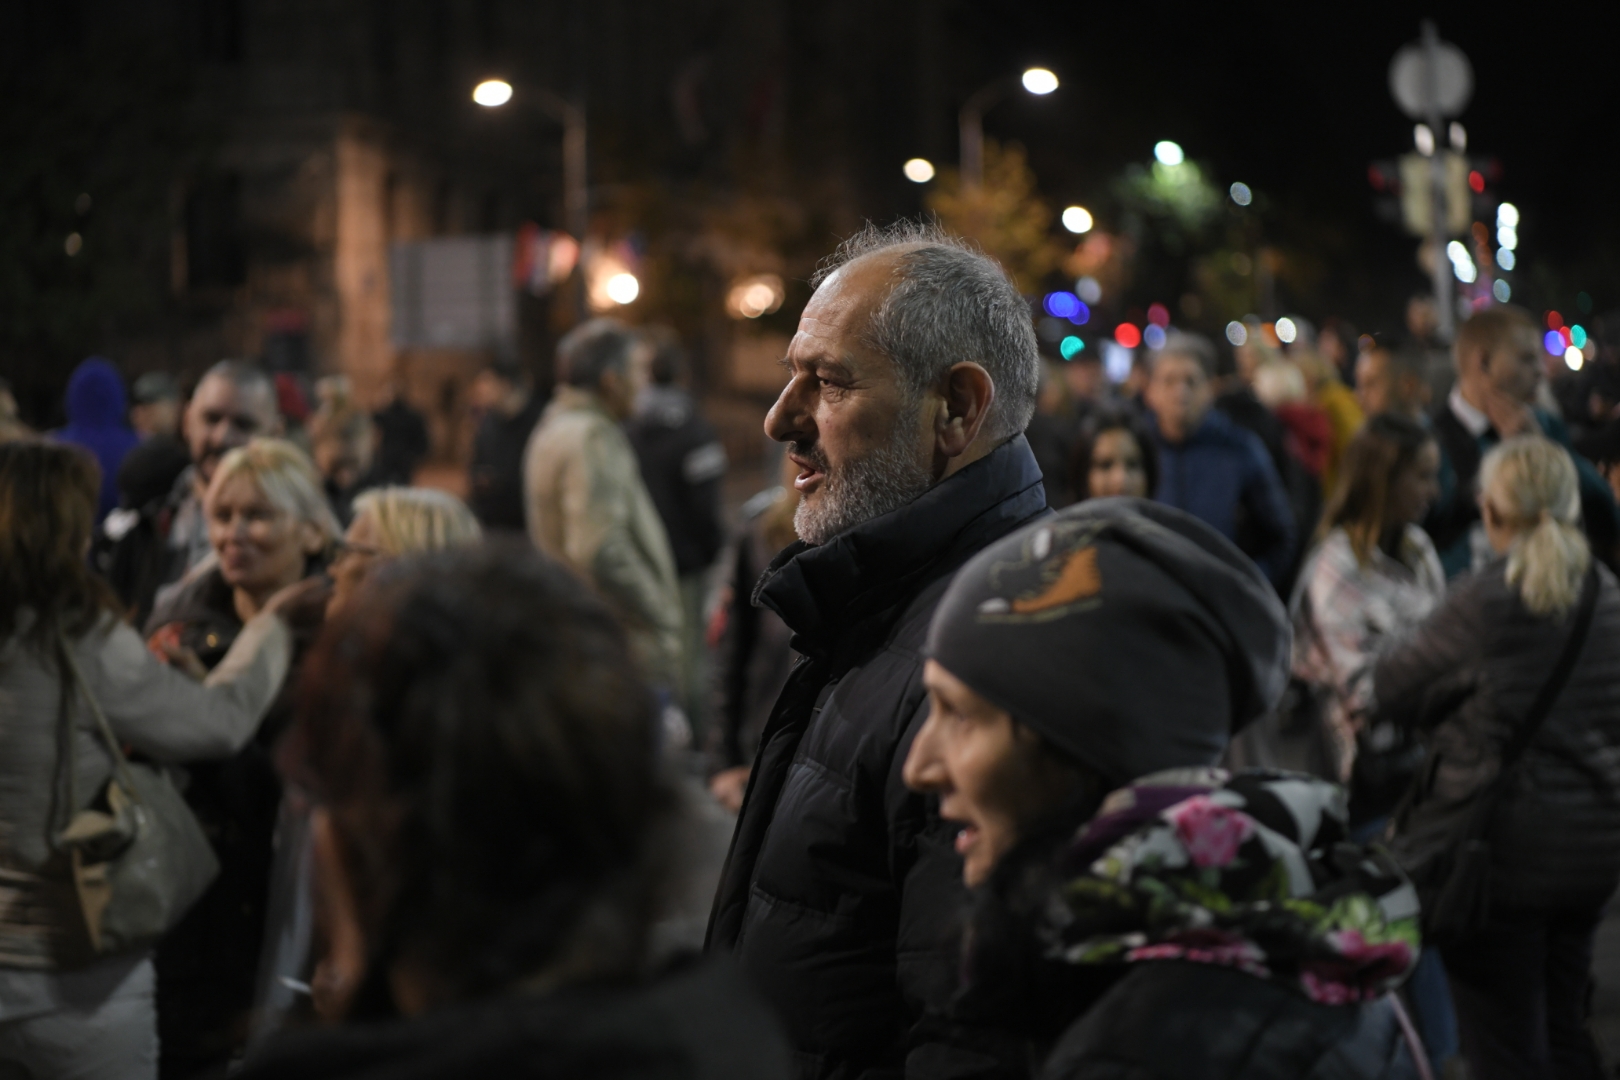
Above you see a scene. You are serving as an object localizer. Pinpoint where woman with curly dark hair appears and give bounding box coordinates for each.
[237,546,789,1080]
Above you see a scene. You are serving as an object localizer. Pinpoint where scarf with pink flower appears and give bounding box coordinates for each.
[1038,767,1420,1005]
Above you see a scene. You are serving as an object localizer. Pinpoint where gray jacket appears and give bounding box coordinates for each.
[0,611,291,972]
[1375,559,1620,909]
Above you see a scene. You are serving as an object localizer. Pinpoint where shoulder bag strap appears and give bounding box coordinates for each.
[55,631,141,805]
[1497,565,1600,773]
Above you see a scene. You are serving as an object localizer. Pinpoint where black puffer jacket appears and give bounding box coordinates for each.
[1375,558,1620,909]
[706,435,1048,1080]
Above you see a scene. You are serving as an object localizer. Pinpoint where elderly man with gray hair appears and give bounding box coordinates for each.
[706,222,1046,1079]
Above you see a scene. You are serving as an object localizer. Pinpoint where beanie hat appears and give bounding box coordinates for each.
[926,498,1290,786]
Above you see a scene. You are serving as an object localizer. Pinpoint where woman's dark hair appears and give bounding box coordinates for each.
[1318,412,1435,565]
[1068,410,1159,502]
[0,440,121,647]
[287,543,674,1002]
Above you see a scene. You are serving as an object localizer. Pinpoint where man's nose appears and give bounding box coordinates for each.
[764,379,812,445]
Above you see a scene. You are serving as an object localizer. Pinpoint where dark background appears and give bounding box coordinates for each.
[3,0,1616,426]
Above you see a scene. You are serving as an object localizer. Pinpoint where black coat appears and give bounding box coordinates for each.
[626,386,727,576]
[236,957,792,1080]
[1375,559,1620,910]
[1040,963,1419,1080]
[706,435,1048,1080]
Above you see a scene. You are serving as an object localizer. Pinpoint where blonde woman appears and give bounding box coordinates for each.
[326,486,482,617]
[1377,435,1620,1078]
[143,438,339,1077]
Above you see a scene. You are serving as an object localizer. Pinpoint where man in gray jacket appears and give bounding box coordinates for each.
[524,319,684,692]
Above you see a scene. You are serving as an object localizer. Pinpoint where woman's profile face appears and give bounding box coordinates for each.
[1385,441,1442,531]
[208,473,321,597]
[328,510,386,619]
[1089,428,1148,499]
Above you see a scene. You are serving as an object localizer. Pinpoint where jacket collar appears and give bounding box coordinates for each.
[755,434,1048,658]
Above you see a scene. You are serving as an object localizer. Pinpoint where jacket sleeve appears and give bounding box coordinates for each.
[891,698,1028,1080]
[1372,578,1486,732]
[90,611,293,762]
[561,424,678,636]
[1239,435,1296,585]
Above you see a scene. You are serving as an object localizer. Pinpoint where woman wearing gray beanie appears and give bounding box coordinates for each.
[903,498,1424,1078]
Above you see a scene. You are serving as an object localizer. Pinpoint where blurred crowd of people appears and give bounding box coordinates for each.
[4,226,1620,1080]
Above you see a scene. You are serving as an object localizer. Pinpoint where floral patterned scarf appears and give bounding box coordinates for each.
[1036,767,1420,1005]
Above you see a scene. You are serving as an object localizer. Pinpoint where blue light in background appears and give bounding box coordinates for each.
[1142,324,1168,350]
[1543,330,1565,356]
[1043,291,1081,319]
[1068,300,1091,326]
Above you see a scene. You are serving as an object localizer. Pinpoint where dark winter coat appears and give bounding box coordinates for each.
[1375,558,1620,910]
[706,434,1048,1080]
[145,568,327,1075]
[626,386,727,576]
[469,393,544,532]
[1040,963,1419,1080]
[1145,409,1295,587]
[236,957,792,1080]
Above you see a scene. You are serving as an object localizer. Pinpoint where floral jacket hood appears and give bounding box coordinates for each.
[1036,767,1420,1006]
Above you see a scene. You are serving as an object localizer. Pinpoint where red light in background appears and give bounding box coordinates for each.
[1115,323,1142,349]
[1368,165,1386,191]
[1547,311,1564,331]
[1146,303,1170,327]
[1468,171,1485,194]
[1560,327,1573,347]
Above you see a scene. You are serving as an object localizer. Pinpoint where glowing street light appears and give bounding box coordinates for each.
[472,79,514,107]
[605,272,640,305]
[1021,68,1059,95]
[1153,140,1184,166]
[960,67,1059,189]
[903,158,935,183]
[472,78,588,316]
[1061,206,1094,234]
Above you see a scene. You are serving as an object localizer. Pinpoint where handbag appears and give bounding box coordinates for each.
[1395,566,1599,944]
[52,633,220,955]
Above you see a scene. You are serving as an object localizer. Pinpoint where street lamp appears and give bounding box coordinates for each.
[473,78,589,312]
[959,67,1058,190]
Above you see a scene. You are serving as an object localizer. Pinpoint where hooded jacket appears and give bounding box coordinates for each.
[958,769,1422,1080]
[53,357,140,518]
[706,434,1048,1080]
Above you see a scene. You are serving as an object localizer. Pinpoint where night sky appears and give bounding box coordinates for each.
[947,0,1620,331]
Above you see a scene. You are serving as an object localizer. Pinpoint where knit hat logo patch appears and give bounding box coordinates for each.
[976,522,1104,624]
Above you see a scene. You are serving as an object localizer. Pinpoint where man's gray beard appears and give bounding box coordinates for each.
[793,413,935,546]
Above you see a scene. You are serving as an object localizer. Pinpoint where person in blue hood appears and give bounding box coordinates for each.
[53,357,140,518]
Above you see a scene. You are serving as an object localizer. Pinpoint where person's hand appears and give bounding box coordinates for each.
[709,766,751,813]
[147,623,208,680]
[1482,385,1537,438]
[263,576,334,622]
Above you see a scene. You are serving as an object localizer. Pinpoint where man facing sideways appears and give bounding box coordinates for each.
[1425,305,1619,576]
[101,359,281,623]
[1142,333,1295,587]
[706,222,1047,1079]
[468,356,544,533]
[524,318,684,692]
[1355,342,1432,424]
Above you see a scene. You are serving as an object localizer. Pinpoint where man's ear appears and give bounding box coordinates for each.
[934,362,996,460]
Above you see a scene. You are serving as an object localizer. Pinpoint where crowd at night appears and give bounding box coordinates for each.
[5,3,1620,1079]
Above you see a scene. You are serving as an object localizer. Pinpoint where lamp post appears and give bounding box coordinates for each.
[474,79,588,316]
[959,67,1057,190]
